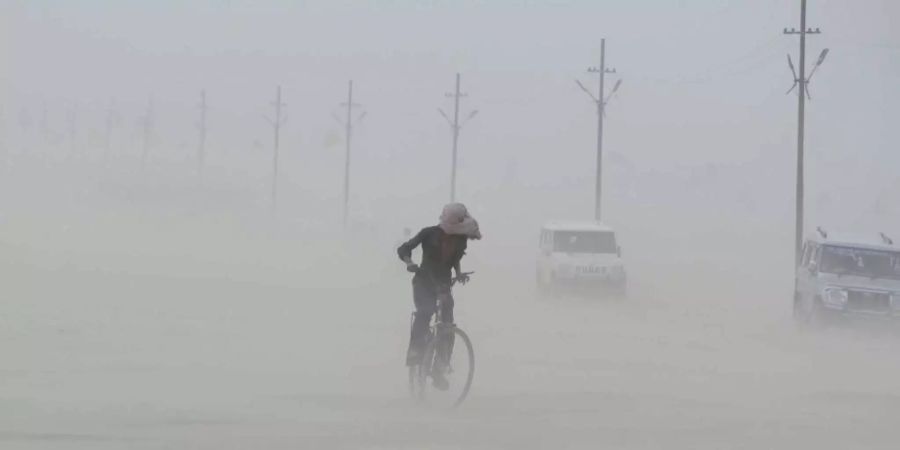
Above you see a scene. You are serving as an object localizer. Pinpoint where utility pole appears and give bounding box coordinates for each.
[197,90,207,177]
[438,73,478,202]
[576,38,621,222]
[140,97,154,172]
[264,86,287,210]
[449,74,461,203]
[784,0,827,266]
[335,80,365,227]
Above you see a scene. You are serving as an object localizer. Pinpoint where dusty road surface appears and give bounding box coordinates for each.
[3,220,900,450]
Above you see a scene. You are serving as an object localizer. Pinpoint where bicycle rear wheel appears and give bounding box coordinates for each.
[408,326,474,408]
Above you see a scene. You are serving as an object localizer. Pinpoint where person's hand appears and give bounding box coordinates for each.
[406,263,420,273]
[454,272,470,285]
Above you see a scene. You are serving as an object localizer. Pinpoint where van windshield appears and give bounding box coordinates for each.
[553,231,617,254]
[819,245,900,279]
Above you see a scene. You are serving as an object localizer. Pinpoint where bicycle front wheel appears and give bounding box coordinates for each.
[409,326,475,408]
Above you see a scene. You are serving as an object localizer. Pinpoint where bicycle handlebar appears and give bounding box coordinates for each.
[451,271,475,286]
[408,266,474,288]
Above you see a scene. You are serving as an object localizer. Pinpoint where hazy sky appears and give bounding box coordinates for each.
[2,0,899,231]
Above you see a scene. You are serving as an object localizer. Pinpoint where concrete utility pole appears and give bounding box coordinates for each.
[197,90,207,177]
[576,38,621,222]
[335,80,365,227]
[140,97,154,172]
[784,0,828,266]
[264,86,287,209]
[438,73,478,202]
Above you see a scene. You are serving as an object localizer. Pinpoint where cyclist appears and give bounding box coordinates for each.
[398,203,481,390]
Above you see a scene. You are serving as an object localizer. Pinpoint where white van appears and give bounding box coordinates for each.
[794,228,900,325]
[536,221,627,295]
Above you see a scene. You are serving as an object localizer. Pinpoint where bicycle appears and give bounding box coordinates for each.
[408,272,476,408]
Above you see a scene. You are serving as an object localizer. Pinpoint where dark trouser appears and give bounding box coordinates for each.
[407,280,454,365]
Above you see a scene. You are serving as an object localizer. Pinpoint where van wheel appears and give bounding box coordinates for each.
[797,295,832,329]
[537,272,558,299]
[535,270,549,298]
[614,278,628,300]
[792,291,803,322]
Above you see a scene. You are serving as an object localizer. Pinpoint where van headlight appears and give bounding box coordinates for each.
[823,287,848,308]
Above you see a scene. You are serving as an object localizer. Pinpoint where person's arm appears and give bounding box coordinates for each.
[397,228,426,268]
[453,240,468,281]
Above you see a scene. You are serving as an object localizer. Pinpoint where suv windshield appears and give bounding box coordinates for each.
[553,231,617,254]
[819,245,900,279]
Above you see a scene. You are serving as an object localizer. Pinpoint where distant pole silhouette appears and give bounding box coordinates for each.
[264,86,287,210]
[337,80,364,227]
[438,73,478,202]
[450,74,461,203]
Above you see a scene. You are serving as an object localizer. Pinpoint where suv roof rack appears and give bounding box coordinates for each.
[880,232,894,245]
[816,226,828,239]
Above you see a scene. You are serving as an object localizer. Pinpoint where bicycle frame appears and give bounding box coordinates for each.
[433,284,452,326]
[411,272,473,361]
[414,270,473,327]
[408,271,476,407]
[409,284,453,356]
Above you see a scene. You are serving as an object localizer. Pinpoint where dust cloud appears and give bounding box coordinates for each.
[2,1,900,449]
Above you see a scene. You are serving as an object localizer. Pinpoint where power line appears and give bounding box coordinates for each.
[629,36,785,86]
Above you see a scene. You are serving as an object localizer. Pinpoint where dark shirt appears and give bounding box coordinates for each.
[397,226,467,285]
